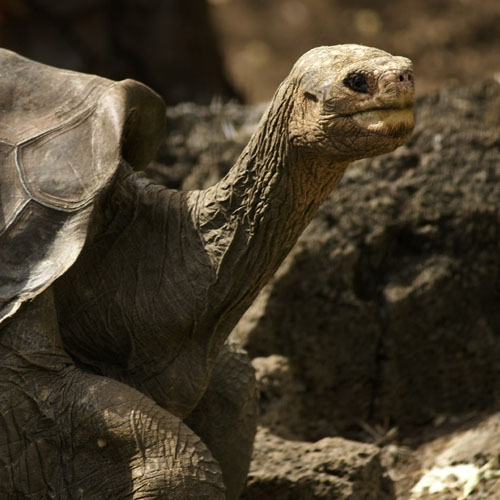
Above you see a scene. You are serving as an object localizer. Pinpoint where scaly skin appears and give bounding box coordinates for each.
[1,45,414,498]
[0,290,225,499]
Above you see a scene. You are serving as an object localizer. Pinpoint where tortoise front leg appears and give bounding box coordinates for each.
[0,290,225,499]
[186,343,259,500]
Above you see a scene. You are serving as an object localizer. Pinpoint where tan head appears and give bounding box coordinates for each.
[285,44,415,162]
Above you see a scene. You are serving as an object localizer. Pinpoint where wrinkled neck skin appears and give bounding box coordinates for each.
[56,85,348,417]
[191,87,348,349]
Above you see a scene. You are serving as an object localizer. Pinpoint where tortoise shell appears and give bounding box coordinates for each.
[0,49,166,323]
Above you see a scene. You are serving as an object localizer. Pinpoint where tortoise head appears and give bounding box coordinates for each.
[285,44,415,162]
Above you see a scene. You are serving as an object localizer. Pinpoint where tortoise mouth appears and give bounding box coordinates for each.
[351,106,414,137]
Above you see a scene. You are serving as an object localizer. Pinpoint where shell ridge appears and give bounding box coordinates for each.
[15,105,100,211]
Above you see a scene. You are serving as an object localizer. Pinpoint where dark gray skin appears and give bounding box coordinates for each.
[0,45,414,499]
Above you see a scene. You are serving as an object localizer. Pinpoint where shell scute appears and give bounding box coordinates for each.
[17,108,99,210]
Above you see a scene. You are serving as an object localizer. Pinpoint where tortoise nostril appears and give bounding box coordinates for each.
[397,71,413,84]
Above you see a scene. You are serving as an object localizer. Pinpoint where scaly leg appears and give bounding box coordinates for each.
[0,290,225,499]
[186,343,259,500]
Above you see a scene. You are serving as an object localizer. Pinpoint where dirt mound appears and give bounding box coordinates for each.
[242,428,393,500]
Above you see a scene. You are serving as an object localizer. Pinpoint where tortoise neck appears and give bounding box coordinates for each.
[191,88,348,356]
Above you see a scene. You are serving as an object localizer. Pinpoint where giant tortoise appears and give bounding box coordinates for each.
[0,45,414,499]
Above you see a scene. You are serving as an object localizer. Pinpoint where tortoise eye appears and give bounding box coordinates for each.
[344,74,370,94]
[304,91,318,102]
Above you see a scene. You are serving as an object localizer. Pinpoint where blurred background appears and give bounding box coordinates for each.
[1,0,500,103]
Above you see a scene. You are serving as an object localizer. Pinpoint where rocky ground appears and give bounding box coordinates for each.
[150,78,500,499]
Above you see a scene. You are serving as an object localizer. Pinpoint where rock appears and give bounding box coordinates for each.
[406,412,500,499]
[146,101,263,189]
[241,428,394,500]
[433,414,500,468]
